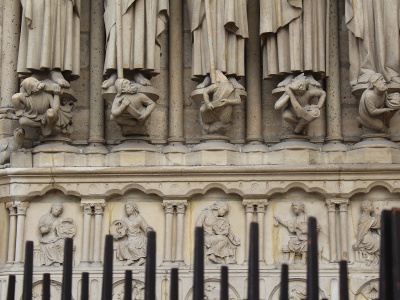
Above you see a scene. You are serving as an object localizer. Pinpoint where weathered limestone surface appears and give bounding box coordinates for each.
[0,1,399,299]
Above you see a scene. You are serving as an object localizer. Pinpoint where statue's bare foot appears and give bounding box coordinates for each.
[102,72,118,89]
[137,258,146,266]
[277,74,294,88]
[133,72,151,86]
[197,76,211,89]
[357,73,371,85]
[126,259,134,266]
[391,76,400,84]
[306,74,321,88]
[50,70,70,88]
[228,76,245,90]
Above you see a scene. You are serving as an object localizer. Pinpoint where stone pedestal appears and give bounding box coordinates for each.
[192,135,239,152]
[111,136,159,153]
[271,135,319,152]
[352,133,400,150]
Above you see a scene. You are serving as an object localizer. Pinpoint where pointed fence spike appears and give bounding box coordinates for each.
[170,268,179,300]
[145,231,156,300]
[22,241,34,300]
[339,260,349,300]
[220,266,229,300]
[280,264,289,300]
[124,270,132,300]
[7,275,15,300]
[391,208,400,299]
[247,222,259,300]
[42,273,51,300]
[81,272,89,300]
[102,235,114,300]
[62,238,73,300]
[193,227,204,300]
[306,217,319,300]
[379,210,393,300]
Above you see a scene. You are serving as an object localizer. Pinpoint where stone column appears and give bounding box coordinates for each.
[6,203,17,264]
[80,204,93,264]
[326,200,337,262]
[256,201,268,263]
[84,0,108,154]
[339,201,349,260]
[322,0,347,152]
[1,0,21,107]
[92,203,105,263]
[242,201,255,261]
[162,202,175,264]
[14,202,29,263]
[242,0,268,153]
[163,0,187,154]
[175,202,188,264]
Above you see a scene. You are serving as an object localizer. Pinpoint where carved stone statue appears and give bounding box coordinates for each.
[187,0,248,90]
[0,128,25,166]
[17,0,81,86]
[102,0,169,89]
[260,0,328,88]
[12,78,76,137]
[274,201,319,264]
[353,200,381,266]
[346,0,400,89]
[289,285,307,300]
[110,79,157,136]
[110,202,153,266]
[197,71,242,135]
[38,203,76,266]
[196,201,240,264]
[274,74,326,135]
[357,73,400,133]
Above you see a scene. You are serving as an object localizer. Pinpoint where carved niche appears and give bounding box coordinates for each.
[196,200,241,264]
[110,202,153,266]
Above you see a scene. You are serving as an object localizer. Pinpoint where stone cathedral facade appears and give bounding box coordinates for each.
[0,0,398,299]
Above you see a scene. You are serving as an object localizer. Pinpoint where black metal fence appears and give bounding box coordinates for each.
[6,208,400,300]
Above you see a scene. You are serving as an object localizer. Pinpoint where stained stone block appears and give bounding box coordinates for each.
[10,151,32,168]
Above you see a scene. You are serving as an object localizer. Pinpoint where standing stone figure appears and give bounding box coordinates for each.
[274,201,318,264]
[357,73,400,133]
[346,0,400,88]
[196,201,241,264]
[274,74,326,135]
[17,0,81,86]
[260,0,328,87]
[353,200,381,266]
[187,0,248,89]
[110,202,153,266]
[102,0,169,88]
[38,203,76,266]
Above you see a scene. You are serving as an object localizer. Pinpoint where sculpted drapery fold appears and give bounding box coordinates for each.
[345,0,400,85]
[187,0,248,80]
[18,0,81,80]
[260,0,329,79]
[103,0,169,77]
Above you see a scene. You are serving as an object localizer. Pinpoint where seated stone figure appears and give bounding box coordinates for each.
[357,73,400,132]
[274,74,326,135]
[38,203,76,266]
[274,201,319,264]
[12,77,75,137]
[199,71,242,135]
[353,200,381,266]
[196,201,240,264]
[111,202,153,266]
[110,79,156,136]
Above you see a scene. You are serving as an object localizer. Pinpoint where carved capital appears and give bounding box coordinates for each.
[162,202,175,214]
[325,200,336,212]
[93,203,106,215]
[5,202,17,216]
[256,201,268,213]
[80,203,93,215]
[176,203,188,214]
[242,201,256,213]
[16,202,29,215]
[339,201,349,212]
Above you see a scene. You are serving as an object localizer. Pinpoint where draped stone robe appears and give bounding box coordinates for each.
[187,0,248,80]
[18,0,81,80]
[104,0,169,77]
[260,0,329,79]
[345,0,400,84]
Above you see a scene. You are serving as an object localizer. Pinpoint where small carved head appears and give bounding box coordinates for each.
[115,79,138,97]
[361,200,374,214]
[368,73,387,93]
[20,77,45,96]
[291,74,309,95]
[291,201,305,214]
[210,200,229,217]
[50,203,63,217]
[125,202,139,216]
